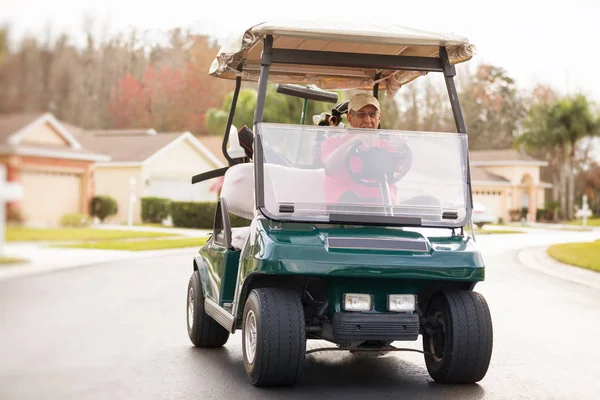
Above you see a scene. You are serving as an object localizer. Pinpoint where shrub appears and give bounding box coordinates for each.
[509,209,522,222]
[170,201,251,229]
[90,195,118,222]
[141,197,171,223]
[7,208,25,225]
[60,213,93,227]
[170,201,215,228]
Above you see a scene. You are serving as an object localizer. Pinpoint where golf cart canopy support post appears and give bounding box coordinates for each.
[223,73,243,165]
[439,46,474,212]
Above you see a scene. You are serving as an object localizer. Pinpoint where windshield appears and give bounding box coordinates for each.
[256,122,470,228]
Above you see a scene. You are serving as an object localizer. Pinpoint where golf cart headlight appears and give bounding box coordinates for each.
[388,295,416,312]
[343,293,372,311]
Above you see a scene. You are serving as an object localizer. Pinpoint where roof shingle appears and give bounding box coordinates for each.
[0,113,46,144]
[470,149,541,163]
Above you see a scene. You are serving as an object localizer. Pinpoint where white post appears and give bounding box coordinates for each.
[128,177,136,227]
[576,194,592,227]
[582,195,589,227]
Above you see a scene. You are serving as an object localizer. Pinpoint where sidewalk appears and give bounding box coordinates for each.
[0,243,201,282]
[518,245,600,291]
[93,223,212,237]
[504,221,598,231]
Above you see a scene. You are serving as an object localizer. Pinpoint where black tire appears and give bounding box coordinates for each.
[476,223,484,229]
[242,288,306,386]
[422,291,493,383]
[187,271,229,347]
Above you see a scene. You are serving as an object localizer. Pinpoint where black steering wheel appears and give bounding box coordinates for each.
[344,140,413,187]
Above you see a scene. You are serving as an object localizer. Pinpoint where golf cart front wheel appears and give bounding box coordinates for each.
[242,288,306,386]
[422,291,493,383]
[186,271,229,347]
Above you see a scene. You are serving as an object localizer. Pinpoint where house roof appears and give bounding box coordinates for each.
[198,135,228,165]
[470,167,510,184]
[0,113,45,144]
[79,130,226,167]
[470,149,547,166]
[79,131,187,162]
[0,113,109,161]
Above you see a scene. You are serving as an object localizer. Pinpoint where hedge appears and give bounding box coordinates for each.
[170,201,251,229]
[141,197,171,223]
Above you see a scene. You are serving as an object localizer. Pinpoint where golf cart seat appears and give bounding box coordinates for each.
[221,163,326,249]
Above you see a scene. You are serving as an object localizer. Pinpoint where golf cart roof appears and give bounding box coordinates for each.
[209,21,476,96]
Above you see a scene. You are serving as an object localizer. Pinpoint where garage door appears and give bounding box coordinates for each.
[21,171,81,225]
[146,178,216,202]
[473,190,504,219]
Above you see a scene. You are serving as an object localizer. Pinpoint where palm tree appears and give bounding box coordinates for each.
[517,94,600,220]
[516,103,567,220]
[554,95,600,219]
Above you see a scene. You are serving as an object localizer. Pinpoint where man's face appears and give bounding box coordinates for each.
[347,105,381,129]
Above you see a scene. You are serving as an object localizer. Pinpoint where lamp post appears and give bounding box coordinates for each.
[127,177,136,227]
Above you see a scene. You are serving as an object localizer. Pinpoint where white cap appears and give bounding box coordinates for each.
[348,93,380,112]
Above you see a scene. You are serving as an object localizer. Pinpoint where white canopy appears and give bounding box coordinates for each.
[209,21,476,97]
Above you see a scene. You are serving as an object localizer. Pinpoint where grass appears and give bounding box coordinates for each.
[0,256,28,265]
[547,241,600,273]
[54,237,208,251]
[567,217,600,226]
[6,226,177,242]
[475,229,524,234]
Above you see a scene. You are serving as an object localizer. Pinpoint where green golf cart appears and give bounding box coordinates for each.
[186,21,493,387]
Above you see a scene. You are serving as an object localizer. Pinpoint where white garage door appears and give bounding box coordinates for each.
[21,171,81,226]
[146,178,216,202]
[473,190,504,219]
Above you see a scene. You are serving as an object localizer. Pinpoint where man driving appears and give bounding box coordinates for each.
[321,93,402,204]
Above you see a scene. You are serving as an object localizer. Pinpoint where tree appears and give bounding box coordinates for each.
[459,64,526,150]
[516,101,567,220]
[577,162,600,215]
[516,94,600,220]
[555,95,600,219]
[204,84,332,135]
[0,27,7,65]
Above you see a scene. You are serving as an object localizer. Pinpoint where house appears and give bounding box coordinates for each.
[470,149,552,222]
[0,113,109,226]
[79,129,226,224]
[0,112,552,226]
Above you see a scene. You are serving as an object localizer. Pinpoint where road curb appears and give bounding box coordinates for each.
[518,246,600,291]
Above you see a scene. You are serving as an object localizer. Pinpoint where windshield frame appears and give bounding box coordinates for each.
[254,123,472,229]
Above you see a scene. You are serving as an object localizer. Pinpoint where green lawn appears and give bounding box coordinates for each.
[0,256,28,265]
[6,226,177,242]
[475,229,524,234]
[547,241,600,273]
[54,237,208,251]
[567,218,600,226]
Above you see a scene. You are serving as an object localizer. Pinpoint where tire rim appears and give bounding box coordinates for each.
[244,310,257,364]
[187,287,194,330]
[429,311,446,361]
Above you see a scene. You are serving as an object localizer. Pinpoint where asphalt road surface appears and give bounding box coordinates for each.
[1,230,599,400]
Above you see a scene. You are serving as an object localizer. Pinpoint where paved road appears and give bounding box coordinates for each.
[1,231,599,399]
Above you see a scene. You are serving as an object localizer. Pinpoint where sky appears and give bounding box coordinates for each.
[1,0,600,103]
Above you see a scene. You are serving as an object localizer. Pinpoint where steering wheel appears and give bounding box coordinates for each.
[344,140,413,187]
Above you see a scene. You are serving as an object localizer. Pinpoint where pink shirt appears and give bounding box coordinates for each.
[321,135,397,204]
